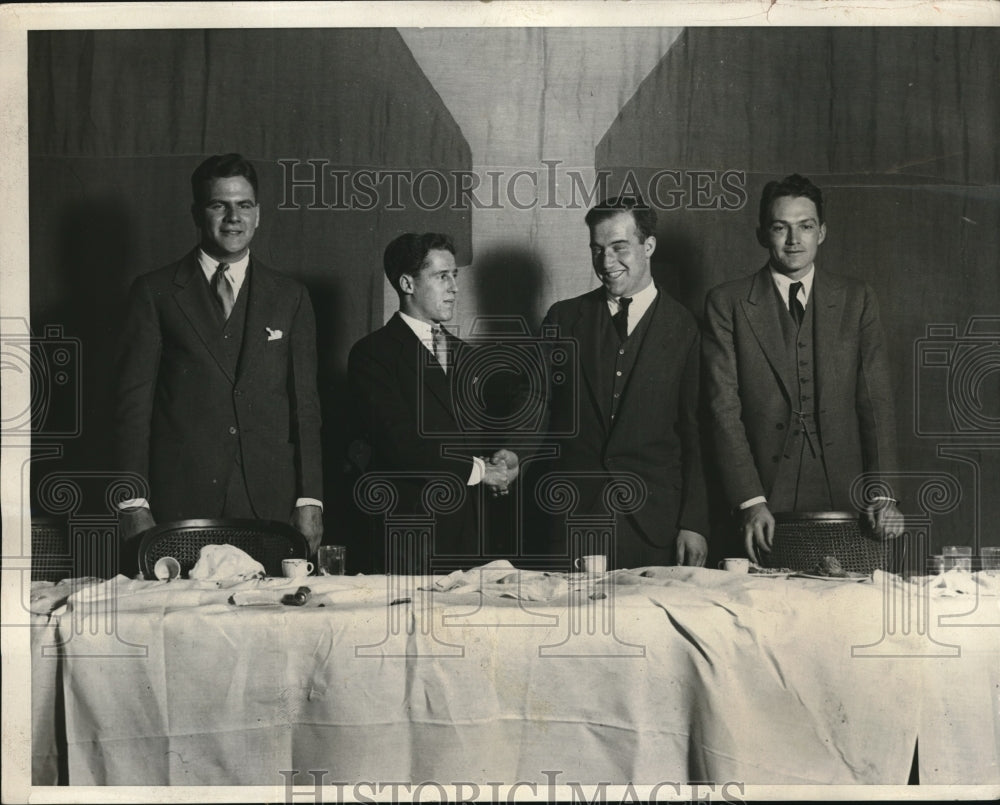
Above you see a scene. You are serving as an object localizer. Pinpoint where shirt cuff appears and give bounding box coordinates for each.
[468,456,485,486]
[119,498,150,510]
[295,498,323,510]
[739,496,767,510]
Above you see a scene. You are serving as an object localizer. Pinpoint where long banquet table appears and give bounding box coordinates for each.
[29,563,1000,788]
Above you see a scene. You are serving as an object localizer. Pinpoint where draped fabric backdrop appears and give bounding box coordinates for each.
[28,27,1000,561]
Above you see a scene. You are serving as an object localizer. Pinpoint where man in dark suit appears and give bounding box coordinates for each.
[702,173,901,562]
[115,153,323,551]
[348,232,514,572]
[538,195,708,569]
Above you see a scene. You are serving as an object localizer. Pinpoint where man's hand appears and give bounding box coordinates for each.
[741,502,775,564]
[490,449,520,484]
[118,507,156,542]
[676,529,708,567]
[483,460,510,497]
[291,504,324,554]
[865,499,904,541]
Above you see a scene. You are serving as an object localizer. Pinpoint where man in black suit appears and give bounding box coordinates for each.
[348,233,514,571]
[115,153,323,551]
[538,195,708,569]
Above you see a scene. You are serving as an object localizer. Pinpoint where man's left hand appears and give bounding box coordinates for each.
[676,529,708,567]
[291,504,324,553]
[865,500,904,540]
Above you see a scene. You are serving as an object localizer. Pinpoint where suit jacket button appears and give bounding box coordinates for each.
[776,423,784,430]
[234,390,243,397]
[229,426,237,435]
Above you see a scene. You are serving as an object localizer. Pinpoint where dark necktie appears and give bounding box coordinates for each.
[212,263,235,320]
[789,281,805,328]
[613,296,632,342]
[431,324,449,373]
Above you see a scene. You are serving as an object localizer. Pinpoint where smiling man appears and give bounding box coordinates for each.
[115,153,324,552]
[537,195,708,569]
[702,174,901,562]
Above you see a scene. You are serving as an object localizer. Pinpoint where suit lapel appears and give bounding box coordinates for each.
[812,269,845,412]
[387,314,456,420]
[172,251,235,383]
[741,266,793,401]
[237,259,273,382]
[573,291,611,434]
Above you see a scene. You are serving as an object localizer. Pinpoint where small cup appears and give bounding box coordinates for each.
[317,545,347,576]
[574,555,607,574]
[281,558,314,579]
[942,546,972,572]
[718,558,750,573]
[153,556,181,581]
[980,546,1000,573]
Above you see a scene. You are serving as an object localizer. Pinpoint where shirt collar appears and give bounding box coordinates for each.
[198,249,250,292]
[769,264,815,304]
[606,279,658,319]
[399,310,439,345]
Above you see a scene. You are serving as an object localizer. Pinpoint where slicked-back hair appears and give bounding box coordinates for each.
[584,195,658,242]
[191,153,259,206]
[758,173,825,230]
[383,232,456,293]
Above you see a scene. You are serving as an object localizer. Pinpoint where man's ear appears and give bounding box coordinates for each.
[643,235,656,259]
[398,273,414,295]
[817,222,827,246]
[755,227,768,248]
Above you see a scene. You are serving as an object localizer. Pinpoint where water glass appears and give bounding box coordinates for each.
[981,546,1000,574]
[317,545,347,575]
[942,545,972,572]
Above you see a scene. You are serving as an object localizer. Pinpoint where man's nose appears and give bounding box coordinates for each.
[785,227,799,244]
[223,206,240,221]
[603,250,617,269]
[446,275,458,292]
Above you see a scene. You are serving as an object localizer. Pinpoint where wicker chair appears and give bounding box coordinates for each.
[31,516,72,582]
[760,511,900,574]
[136,519,309,579]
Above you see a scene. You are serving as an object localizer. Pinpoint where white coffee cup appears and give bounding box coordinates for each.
[719,558,750,573]
[153,556,181,581]
[574,554,608,573]
[281,558,314,578]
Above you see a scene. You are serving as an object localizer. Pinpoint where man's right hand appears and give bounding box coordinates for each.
[118,507,156,542]
[741,502,775,564]
[483,460,509,497]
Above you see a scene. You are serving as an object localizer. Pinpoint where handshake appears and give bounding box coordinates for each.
[482,448,519,498]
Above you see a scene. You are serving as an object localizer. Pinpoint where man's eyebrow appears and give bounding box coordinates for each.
[770,217,818,225]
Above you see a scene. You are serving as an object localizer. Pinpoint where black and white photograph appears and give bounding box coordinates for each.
[2,2,999,802]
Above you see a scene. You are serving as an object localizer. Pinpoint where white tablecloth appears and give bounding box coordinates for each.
[30,566,1000,787]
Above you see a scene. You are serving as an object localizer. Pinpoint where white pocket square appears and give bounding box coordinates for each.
[266,327,283,341]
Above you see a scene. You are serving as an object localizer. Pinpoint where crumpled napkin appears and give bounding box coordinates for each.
[420,559,573,601]
[924,568,1000,597]
[188,544,265,585]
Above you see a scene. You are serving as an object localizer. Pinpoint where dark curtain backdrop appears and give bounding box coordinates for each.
[28,29,472,539]
[599,27,1000,554]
